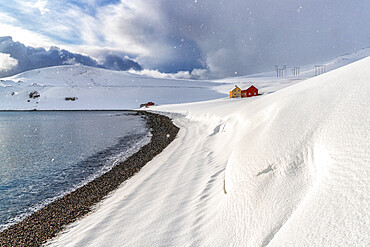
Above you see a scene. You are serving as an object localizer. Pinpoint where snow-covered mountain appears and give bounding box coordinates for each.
[0,65,225,110]
[44,51,370,246]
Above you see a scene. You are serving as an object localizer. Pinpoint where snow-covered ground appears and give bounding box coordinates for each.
[1,50,369,246]
[0,66,225,110]
[2,48,370,111]
[154,56,370,246]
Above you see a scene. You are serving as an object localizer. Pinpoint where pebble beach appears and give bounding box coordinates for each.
[0,111,179,247]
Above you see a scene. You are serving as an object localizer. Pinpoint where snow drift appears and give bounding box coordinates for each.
[46,56,369,246]
[210,56,370,246]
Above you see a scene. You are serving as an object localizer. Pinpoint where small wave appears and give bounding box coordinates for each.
[0,131,151,232]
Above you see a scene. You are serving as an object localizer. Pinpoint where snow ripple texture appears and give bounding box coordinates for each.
[48,57,369,246]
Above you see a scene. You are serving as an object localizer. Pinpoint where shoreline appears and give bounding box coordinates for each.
[0,111,179,247]
[0,110,141,112]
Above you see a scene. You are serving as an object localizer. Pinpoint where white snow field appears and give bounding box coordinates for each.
[2,47,370,111]
[41,54,370,247]
[0,65,225,110]
[1,50,368,246]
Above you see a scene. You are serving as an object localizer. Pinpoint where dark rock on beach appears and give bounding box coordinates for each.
[0,111,179,247]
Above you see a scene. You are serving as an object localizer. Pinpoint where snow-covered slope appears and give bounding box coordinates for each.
[214,47,370,96]
[0,65,225,110]
[160,56,370,246]
[47,55,369,246]
[2,48,370,111]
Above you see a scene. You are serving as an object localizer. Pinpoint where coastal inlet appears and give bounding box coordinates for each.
[0,111,179,247]
[0,111,151,232]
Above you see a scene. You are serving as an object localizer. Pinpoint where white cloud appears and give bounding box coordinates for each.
[2,0,370,78]
[128,68,209,80]
[0,12,17,23]
[96,1,165,56]
[33,0,50,15]
[0,22,56,48]
[0,53,18,72]
[17,0,50,15]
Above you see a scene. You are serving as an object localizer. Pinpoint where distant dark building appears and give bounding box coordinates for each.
[140,102,155,108]
[145,102,155,107]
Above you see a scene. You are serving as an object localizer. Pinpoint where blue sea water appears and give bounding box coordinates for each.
[0,111,150,230]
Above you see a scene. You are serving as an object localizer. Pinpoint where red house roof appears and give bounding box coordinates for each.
[247,85,258,91]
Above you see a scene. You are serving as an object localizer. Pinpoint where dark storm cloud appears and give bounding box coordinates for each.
[91,0,369,77]
[154,37,204,73]
[155,0,370,76]
[1,0,370,78]
[102,54,142,71]
[0,36,142,78]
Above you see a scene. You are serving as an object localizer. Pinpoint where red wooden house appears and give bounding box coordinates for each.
[241,85,258,98]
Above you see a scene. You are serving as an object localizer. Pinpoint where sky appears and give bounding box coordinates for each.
[0,0,370,78]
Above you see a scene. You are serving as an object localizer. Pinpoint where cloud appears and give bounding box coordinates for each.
[82,1,205,73]
[102,54,142,71]
[77,0,370,77]
[0,52,18,73]
[151,0,370,76]
[128,68,208,80]
[2,1,204,74]
[32,0,50,15]
[1,0,370,78]
[0,36,142,78]
[0,22,56,49]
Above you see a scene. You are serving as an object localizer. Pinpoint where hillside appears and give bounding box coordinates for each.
[0,65,225,110]
[46,55,369,245]
[1,48,370,111]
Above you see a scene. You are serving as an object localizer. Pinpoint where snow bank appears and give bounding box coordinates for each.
[155,56,370,246]
[2,48,369,111]
[46,55,369,246]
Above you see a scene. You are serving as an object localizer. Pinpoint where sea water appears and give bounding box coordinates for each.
[0,111,150,230]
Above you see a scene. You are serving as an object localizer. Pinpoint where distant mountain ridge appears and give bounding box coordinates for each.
[0,36,142,78]
[1,47,369,110]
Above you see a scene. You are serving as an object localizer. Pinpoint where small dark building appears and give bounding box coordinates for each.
[241,85,258,98]
[144,102,155,107]
[140,102,155,108]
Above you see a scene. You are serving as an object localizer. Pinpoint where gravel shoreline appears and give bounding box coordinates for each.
[0,111,179,247]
